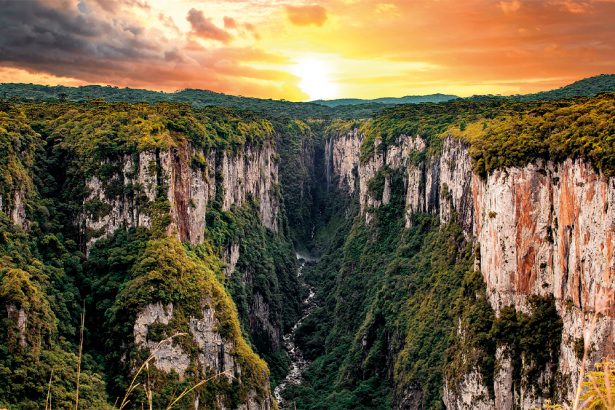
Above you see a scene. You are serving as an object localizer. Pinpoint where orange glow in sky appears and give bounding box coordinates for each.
[0,0,614,100]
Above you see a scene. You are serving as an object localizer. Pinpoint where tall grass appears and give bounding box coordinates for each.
[116,333,232,410]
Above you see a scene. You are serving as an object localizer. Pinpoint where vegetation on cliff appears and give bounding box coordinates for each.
[105,235,270,409]
[282,167,478,409]
[458,93,615,177]
[330,92,614,180]
[0,100,290,408]
[0,203,109,409]
[205,200,301,385]
[1,80,613,409]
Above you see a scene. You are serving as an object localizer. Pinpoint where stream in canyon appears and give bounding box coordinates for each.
[273,253,319,408]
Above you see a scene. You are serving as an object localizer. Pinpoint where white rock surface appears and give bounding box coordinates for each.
[325,130,615,409]
[134,300,273,409]
[84,142,279,251]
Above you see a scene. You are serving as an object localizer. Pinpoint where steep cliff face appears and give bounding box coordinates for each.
[325,132,472,230]
[104,236,275,410]
[84,141,279,250]
[324,130,615,408]
[133,300,274,410]
[81,139,289,400]
[470,157,615,407]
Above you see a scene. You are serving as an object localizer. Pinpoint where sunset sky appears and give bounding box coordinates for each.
[0,0,614,101]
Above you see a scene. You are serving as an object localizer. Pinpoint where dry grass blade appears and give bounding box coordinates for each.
[117,333,187,410]
[145,362,153,410]
[605,361,612,409]
[165,370,233,410]
[45,368,54,410]
[579,359,615,409]
[74,304,85,410]
[573,312,598,410]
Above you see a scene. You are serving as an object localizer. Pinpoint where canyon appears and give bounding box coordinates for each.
[0,92,613,409]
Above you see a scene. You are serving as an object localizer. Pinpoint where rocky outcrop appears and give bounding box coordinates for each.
[134,300,273,410]
[443,368,492,410]
[83,142,279,251]
[325,133,471,229]
[133,302,191,376]
[472,158,614,316]
[471,157,615,407]
[9,190,28,230]
[249,292,281,350]
[220,147,279,232]
[223,243,240,276]
[0,189,29,230]
[325,130,615,409]
[325,129,361,195]
[5,304,27,348]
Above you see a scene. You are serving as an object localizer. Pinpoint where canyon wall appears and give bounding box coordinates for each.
[325,130,615,409]
[133,300,274,410]
[81,141,282,407]
[84,142,279,250]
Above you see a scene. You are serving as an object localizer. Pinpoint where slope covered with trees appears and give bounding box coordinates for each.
[0,78,614,409]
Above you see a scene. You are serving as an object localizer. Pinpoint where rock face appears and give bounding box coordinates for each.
[134,301,273,410]
[0,190,29,230]
[325,132,472,229]
[83,142,279,251]
[5,304,27,348]
[443,368,492,410]
[325,129,362,195]
[84,141,281,409]
[472,158,615,407]
[325,131,615,409]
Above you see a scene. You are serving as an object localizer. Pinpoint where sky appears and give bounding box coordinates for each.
[0,0,614,101]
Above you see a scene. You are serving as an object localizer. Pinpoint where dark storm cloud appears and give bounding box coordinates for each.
[0,0,164,79]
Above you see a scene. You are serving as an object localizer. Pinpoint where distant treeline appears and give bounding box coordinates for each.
[0,74,614,120]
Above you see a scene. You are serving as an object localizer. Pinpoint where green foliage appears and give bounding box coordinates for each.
[312,93,458,107]
[444,269,497,398]
[512,74,615,102]
[0,213,107,409]
[285,163,475,409]
[326,92,615,180]
[146,197,172,238]
[0,268,55,352]
[0,346,111,410]
[39,102,276,179]
[205,200,301,384]
[0,83,388,120]
[105,236,271,409]
[0,104,38,213]
[3,74,614,121]
[460,94,615,177]
[354,99,507,163]
[366,167,390,199]
[491,296,563,392]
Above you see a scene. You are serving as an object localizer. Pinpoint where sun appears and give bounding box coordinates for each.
[293,57,338,101]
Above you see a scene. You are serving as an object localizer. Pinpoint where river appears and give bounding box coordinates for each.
[273,253,318,408]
